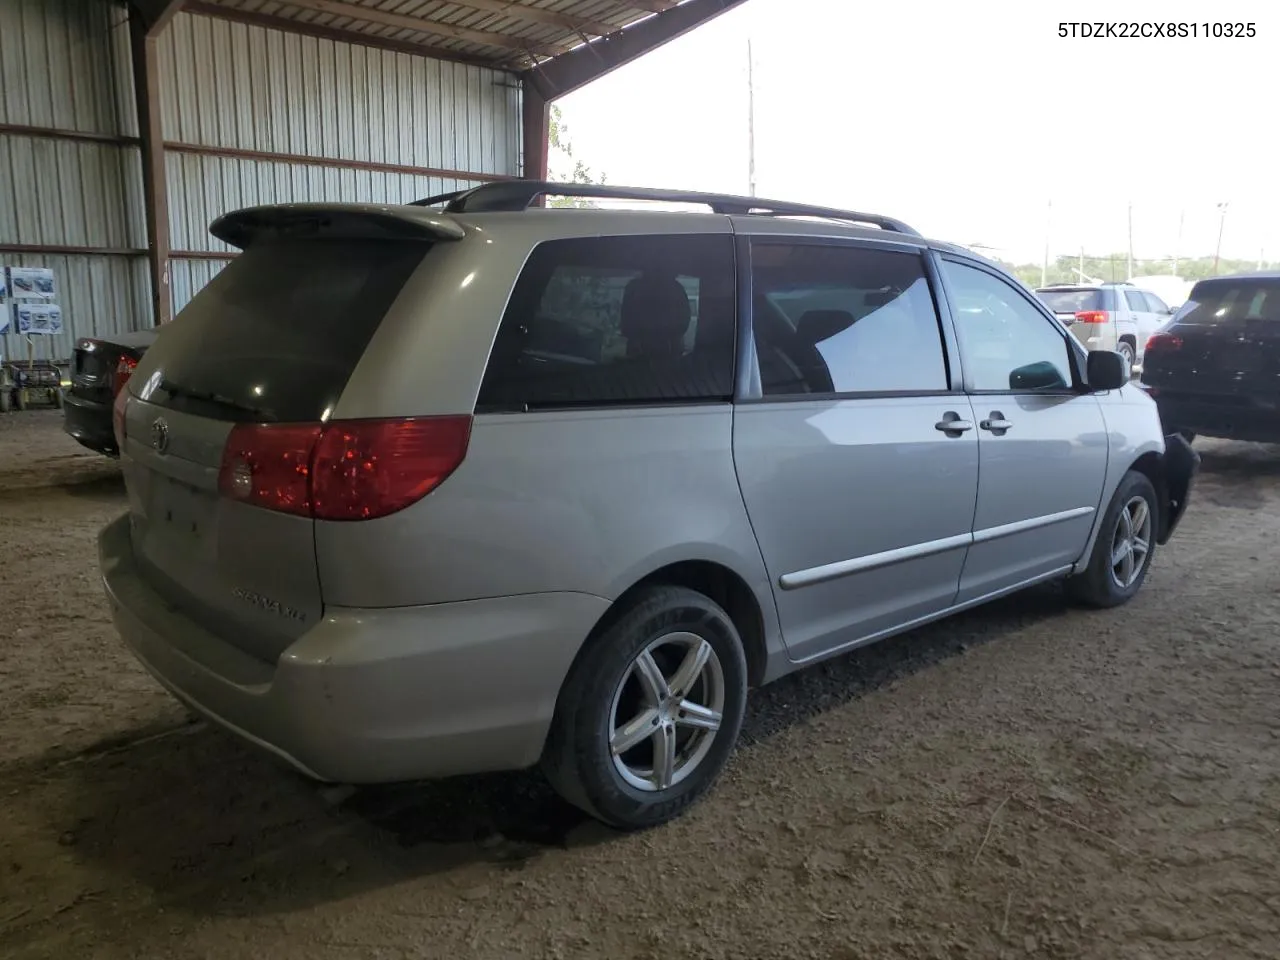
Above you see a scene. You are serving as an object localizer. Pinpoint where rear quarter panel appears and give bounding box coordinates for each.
[313,406,780,634]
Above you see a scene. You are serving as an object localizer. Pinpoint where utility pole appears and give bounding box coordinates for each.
[746,39,756,198]
[1172,208,1184,276]
[1042,199,1051,287]
[1259,247,1265,270]
[1126,201,1134,280]
[1213,202,1228,275]
[1079,246,1085,282]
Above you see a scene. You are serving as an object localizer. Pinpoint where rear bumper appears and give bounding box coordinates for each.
[63,391,117,456]
[1152,394,1280,444]
[1068,324,1117,352]
[99,513,610,783]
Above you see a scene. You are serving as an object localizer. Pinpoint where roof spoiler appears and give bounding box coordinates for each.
[210,203,466,249]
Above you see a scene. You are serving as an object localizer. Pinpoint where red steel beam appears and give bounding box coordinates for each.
[525,0,748,100]
[163,140,515,183]
[0,244,147,257]
[0,123,141,147]
[129,0,186,36]
[129,11,172,325]
[520,78,550,181]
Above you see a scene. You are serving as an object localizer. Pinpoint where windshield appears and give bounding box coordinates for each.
[1037,289,1104,313]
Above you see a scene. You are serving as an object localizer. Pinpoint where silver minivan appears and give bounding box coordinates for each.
[101,183,1197,829]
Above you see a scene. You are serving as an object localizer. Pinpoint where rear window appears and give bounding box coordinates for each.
[143,239,428,422]
[1176,280,1280,325]
[476,234,736,411]
[1038,288,1104,313]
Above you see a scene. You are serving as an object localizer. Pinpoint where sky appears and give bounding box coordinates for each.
[557,0,1278,267]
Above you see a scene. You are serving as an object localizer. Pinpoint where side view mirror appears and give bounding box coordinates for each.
[1009,360,1068,391]
[1087,350,1128,391]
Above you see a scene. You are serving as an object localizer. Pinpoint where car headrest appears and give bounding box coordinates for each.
[796,309,856,346]
[620,274,692,348]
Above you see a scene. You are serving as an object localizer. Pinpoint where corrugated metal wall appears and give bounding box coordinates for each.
[1,2,523,355]
[159,12,522,314]
[0,0,145,362]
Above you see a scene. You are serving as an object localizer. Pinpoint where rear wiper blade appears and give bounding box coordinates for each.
[160,378,274,420]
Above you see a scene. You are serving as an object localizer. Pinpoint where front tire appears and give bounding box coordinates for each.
[1068,470,1158,608]
[542,585,748,830]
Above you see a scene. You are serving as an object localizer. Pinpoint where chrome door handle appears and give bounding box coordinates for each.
[935,412,973,435]
[980,412,1013,434]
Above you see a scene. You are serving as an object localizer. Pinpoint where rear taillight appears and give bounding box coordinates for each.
[112,385,128,451]
[1074,310,1110,324]
[113,355,138,396]
[218,416,472,521]
[1145,333,1183,353]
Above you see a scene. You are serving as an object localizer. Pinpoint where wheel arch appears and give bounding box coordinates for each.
[583,558,778,690]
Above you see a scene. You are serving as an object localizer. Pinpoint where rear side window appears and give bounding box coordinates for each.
[1124,290,1148,311]
[1177,280,1280,325]
[1038,289,1104,313]
[749,242,947,396]
[1143,292,1170,314]
[476,234,736,411]
[144,239,429,422]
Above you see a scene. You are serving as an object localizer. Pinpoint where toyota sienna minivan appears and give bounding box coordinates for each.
[101,182,1197,829]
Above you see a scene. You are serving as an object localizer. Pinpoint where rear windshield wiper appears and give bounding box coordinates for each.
[160,378,274,421]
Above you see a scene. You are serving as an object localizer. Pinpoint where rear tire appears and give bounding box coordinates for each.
[1068,470,1158,608]
[542,585,748,830]
[13,389,27,412]
[0,390,11,414]
[1117,341,1136,374]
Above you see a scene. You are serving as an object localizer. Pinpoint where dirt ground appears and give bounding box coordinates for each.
[2,409,1279,960]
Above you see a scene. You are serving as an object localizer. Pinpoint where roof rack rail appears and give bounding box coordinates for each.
[409,181,921,237]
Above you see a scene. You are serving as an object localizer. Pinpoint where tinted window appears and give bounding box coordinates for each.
[476,234,735,410]
[749,242,947,395]
[143,239,429,422]
[945,261,1074,392]
[1177,280,1280,325]
[1143,292,1170,314]
[1038,288,1103,313]
[1124,290,1148,311]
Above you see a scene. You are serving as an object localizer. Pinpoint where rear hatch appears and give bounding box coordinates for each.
[1142,276,1280,399]
[1037,287,1114,344]
[119,216,446,663]
[1037,287,1103,323]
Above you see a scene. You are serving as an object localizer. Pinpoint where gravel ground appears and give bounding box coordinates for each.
[2,409,1279,959]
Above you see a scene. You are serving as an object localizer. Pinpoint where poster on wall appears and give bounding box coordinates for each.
[7,266,55,299]
[0,267,8,300]
[0,304,9,335]
[15,302,63,335]
[14,301,37,334]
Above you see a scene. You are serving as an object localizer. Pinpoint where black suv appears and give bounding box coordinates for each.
[1141,273,1280,443]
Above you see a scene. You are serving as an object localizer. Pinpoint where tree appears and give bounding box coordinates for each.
[546,105,606,208]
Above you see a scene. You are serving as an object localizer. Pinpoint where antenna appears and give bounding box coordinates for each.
[747,38,757,198]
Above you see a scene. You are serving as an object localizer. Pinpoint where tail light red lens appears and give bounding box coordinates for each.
[1145,333,1183,353]
[218,416,472,521]
[1074,310,1110,324]
[113,355,138,396]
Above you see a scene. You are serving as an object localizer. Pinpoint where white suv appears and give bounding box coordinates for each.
[1037,282,1175,371]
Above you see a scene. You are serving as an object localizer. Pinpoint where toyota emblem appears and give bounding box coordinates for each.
[150,418,170,454]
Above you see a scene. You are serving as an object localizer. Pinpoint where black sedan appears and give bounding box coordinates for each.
[1141,273,1280,443]
[64,330,157,456]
